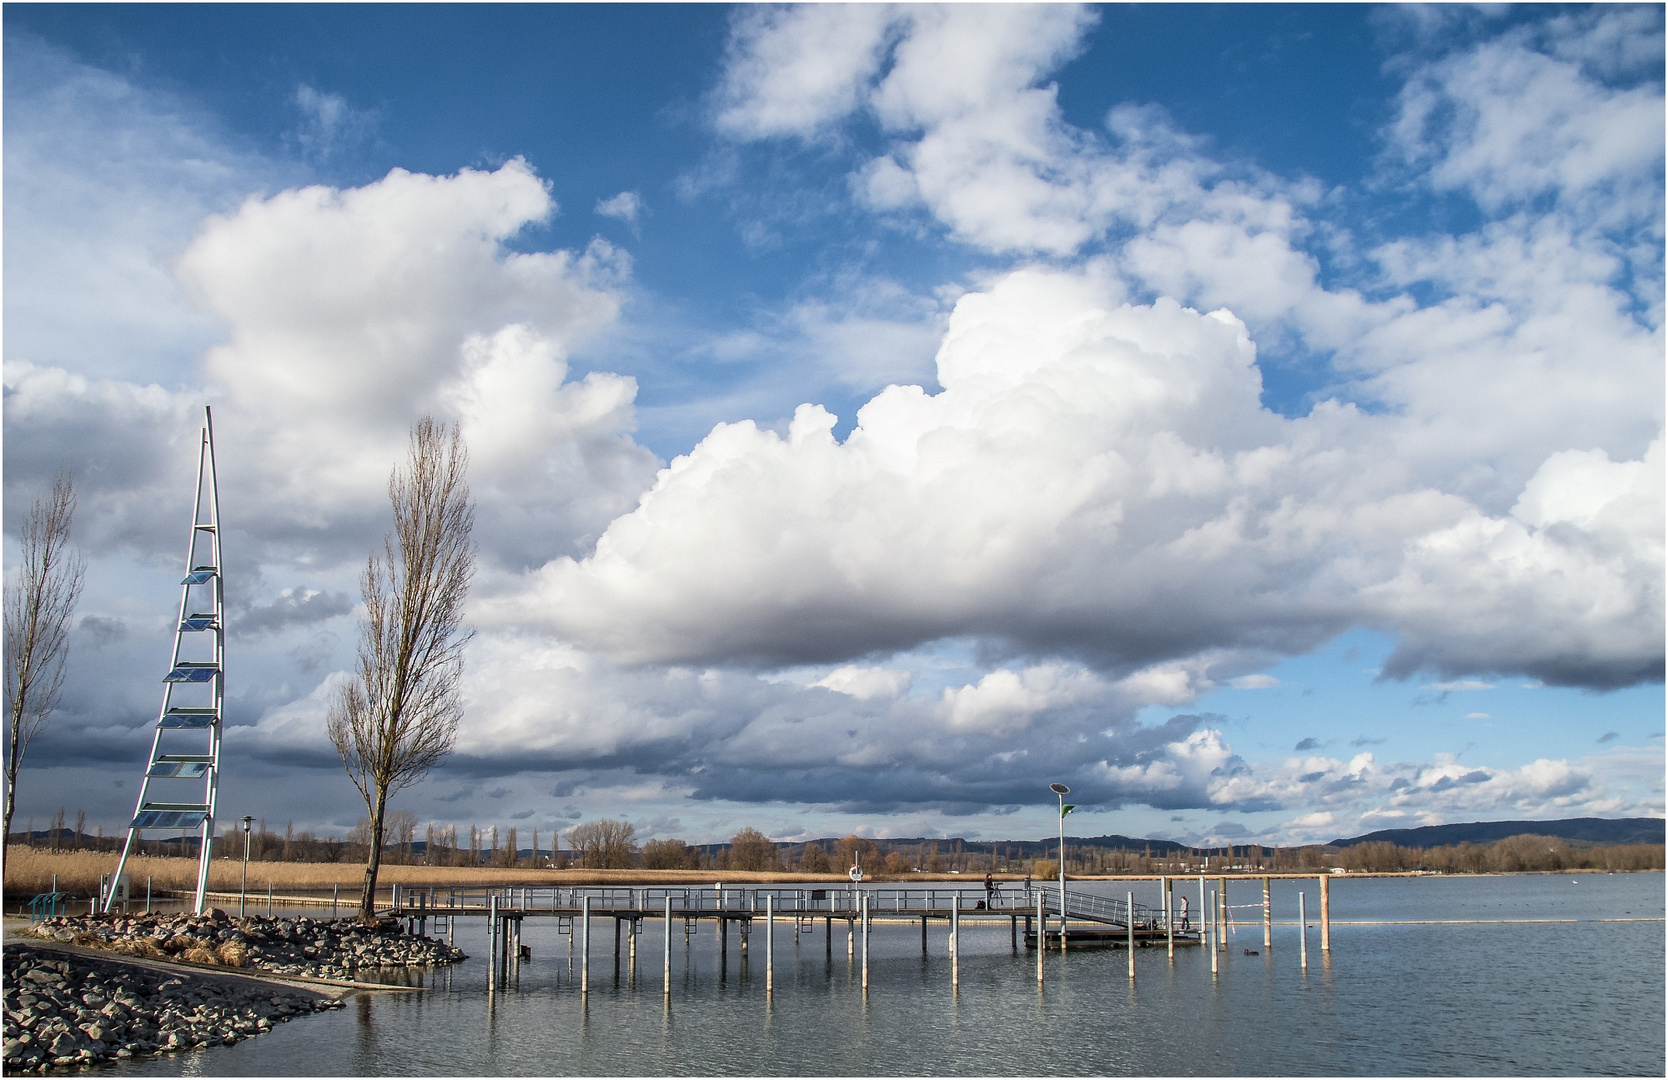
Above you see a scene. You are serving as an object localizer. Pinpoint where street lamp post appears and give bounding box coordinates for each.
[239,816,253,917]
[1050,783,1071,950]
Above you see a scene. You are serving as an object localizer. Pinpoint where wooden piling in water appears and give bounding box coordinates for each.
[1126,890,1135,981]
[922,914,928,956]
[950,894,959,989]
[860,893,870,991]
[1319,874,1331,952]
[1262,876,1272,949]
[663,897,672,997]
[1035,892,1044,987]
[1208,889,1218,976]
[1164,876,1174,959]
[1197,876,1207,951]
[1217,877,1228,949]
[765,895,774,995]
[1298,891,1308,970]
[494,895,505,991]
[580,895,590,994]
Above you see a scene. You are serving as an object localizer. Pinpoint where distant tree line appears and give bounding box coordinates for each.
[1327,834,1664,873]
[10,815,1662,876]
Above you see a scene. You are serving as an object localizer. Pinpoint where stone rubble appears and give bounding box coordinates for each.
[23,909,468,980]
[3,944,343,1073]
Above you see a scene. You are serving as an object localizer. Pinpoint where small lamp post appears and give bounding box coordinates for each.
[239,816,254,917]
[1050,783,1072,947]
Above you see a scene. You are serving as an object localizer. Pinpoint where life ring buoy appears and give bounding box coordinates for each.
[848,865,863,883]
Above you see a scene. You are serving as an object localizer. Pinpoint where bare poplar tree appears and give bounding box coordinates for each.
[329,418,474,919]
[4,475,86,856]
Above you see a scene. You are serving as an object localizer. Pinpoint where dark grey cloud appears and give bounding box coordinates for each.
[232,588,354,638]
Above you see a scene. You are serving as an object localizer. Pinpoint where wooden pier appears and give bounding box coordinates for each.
[379,883,1212,990]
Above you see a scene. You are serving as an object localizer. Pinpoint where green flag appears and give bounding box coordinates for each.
[1060,804,1076,818]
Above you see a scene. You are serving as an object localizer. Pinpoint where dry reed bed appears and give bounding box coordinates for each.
[5,851,869,896]
[10,850,1397,899]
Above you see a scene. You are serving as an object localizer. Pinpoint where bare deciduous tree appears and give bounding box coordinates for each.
[4,475,86,856]
[642,837,696,869]
[728,827,779,872]
[567,819,639,868]
[799,842,832,873]
[329,418,474,919]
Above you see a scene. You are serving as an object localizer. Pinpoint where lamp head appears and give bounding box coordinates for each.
[241,816,253,832]
[1049,783,1070,795]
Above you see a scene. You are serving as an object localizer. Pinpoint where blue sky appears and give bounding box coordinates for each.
[4,4,1662,850]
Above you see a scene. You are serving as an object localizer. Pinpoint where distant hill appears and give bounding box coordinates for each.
[1330,817,1665,849]
[775,834,1228,858]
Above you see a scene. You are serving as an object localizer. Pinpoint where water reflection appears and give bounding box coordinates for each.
[100,874,1663,1077]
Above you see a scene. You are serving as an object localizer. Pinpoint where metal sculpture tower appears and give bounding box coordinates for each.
[106,407,223,913]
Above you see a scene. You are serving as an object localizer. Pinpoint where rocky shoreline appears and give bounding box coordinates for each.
[3,943,342,1073]
[6,910,469,1071]
[23,910,468,980]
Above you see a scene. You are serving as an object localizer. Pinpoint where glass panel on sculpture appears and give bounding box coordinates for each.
[165,665,218,683]
[160,710,215,728]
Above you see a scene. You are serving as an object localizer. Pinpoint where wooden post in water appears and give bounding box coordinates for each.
[766,894,774,996]
[1262,876,1272,949]
[860,893,870,991]
[488,894,498,991]
[1164,876,1174,959]
[1197,876,1207,952]
[1217,877,1228,949]
[1298,891,1308,970]
[1126,890,1135,981]
[1208,889,1218,977]
[847,916,854,960]
[825,916,832,960]
[1035,892,1045,987]
[922,914,928,957]
[663,897,672,997]
[1319,874,1331,952]
[580,895,590,994]
[951,893,959,989]
[146,877,152,914]
[720,917,728,964]
[1060,882,1068,955]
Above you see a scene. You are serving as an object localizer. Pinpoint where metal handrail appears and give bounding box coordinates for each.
[387,883,1177,928]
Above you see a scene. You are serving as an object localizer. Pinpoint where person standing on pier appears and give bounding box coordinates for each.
[984,873,995,907]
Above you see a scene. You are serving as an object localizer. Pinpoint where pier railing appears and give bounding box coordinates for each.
[400,885,1037,916]
[389,883,1192,930]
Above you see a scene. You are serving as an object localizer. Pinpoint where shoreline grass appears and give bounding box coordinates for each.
[10,848,1617,900]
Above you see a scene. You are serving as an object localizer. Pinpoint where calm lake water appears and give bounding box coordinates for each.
[114,873,1662,1076]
